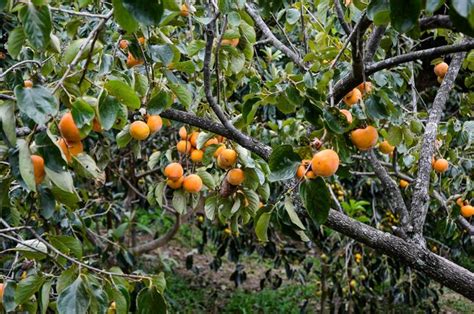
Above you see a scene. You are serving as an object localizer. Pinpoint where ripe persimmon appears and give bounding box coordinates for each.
[222,38,239,47]
[177,140,192,154]
[167,176,184,189]
[217,149,237,168]
[59,112,81,142]
[356,81,372,95]
[164,163,184,181]
[31,155,45,185]
[129,121,150,140]
[24,80,33,88]
[399,179,409,188]
[460,205,474,218]
[227,168,245,186]
[350,126,378,151]
[179,126,187,140]
[126,53,143,68]
[433,158,449,173]
[147,115,162,133]
[311,149,340,177]
[434,62,448,78]
[379,140,394,154]
[190,149,204,162]
[340,109,352,124]
[138,37,145,45]
[92,118,102,132]
[189,131,200,147]
[180,3,189,17]
[119,39,128,49]
[213,144,225,158]
[343,88,362,106]
[296,165,306,178]
[58,138,83,163]
[456,198,465,207]
[205,138,219,147]
[306,171,317,179]
[183,174,203,193]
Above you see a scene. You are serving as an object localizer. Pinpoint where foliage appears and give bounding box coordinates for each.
[0,0,473,312]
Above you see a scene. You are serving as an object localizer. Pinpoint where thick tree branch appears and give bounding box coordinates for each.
[366,150,410,235]
[332,40,474,103]
[350,13,370,82]
[245,3,307,70]
[160,109,272,159]
[409,52,466,245]
[129,213,181,255]
[420,15,453,31]
[325,209,474,300]
[364,25,386,63]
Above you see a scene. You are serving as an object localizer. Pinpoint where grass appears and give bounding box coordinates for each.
[165,274,317,313]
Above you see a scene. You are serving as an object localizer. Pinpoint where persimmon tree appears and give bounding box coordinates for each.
[0,0,473,312]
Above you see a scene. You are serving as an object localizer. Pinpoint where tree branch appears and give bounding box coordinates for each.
[0,60,42,78]
[49,6,110,19]
[334,0,351,35]
[245,3,307,70]
[420,15,453,31]
[331,40,474,103]
[325,209,474,300]
[409,52,466,245]
[364,25,386,63]
[366,150,410,235]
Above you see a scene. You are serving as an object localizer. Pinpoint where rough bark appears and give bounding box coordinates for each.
[420,15,453,31]
[326,209,474,301]
[364,25,386,63]
[409,52,466,244]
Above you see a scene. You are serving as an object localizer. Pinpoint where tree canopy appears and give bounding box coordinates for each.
[0,0,473,312]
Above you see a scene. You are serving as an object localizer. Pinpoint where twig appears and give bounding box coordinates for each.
[52,10,113,94]
[0,60,42,78]
[334,0,351,35]
[49,6,109,19]
[79,27,102,86]
[215,15,228,107]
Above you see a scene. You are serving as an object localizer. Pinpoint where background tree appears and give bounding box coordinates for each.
[0,0,473,312]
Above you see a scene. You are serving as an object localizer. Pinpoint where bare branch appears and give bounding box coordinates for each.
[409,51,466,245]
[334,0,351,35]
[420,15,453,31]
[0,60,42,78]
[332,40,474,103]
[364,25,386,63]
[49,6,110,19]
[245,3,307,70]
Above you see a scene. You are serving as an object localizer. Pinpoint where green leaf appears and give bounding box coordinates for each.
[63,38,104,64]
[57,266,78,294]
[168,83,192,108]
[17,139,36,192]
[104,80,141,110]
[205,195,218,220]
[39,280,52,314]
[14,85,58,125]
[57,276,90,314]
[7,27,26,59]
[255,211,271,242]
[147,90,173,114]
[136,287,167,314]
[116,125,132,148]
[172,189,187,214]
[71,98,95,128]
[0,101,17,147]
[268,145,300,182]
[389,0,421,33]
[239,21,256,44]
[3,281,17,312]
[72,153,102,179]
[365,97,390,119]
[15,274,45,305]
[284,197,305,230]
[367,0,391,25]
[299,177,331,225]
[51,185,81,208]
[49,235,83,258]
[323,107,350,134]
[386,125,403,146]
[98,92,121,130]
[122,0,164,26]
[286,8,300,25]
[425,0,444,14]
[19,3,51,50]
[150,44,175,65]
[112,0,139,33]
[197,171,216,189]
[45,167,75,193]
